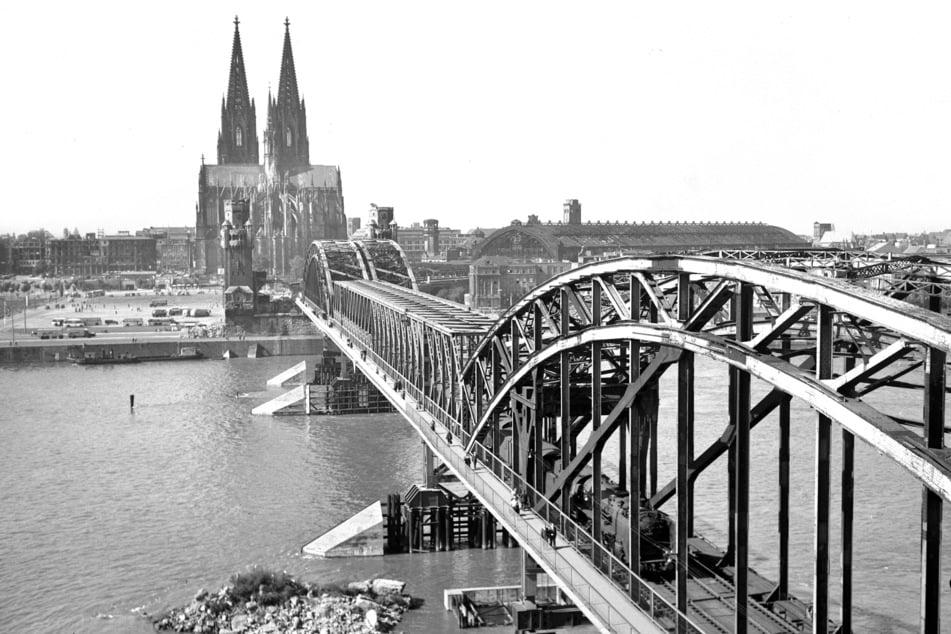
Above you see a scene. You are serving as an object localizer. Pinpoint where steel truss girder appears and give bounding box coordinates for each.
[462,258,951,405]
[303,240,371,313]
[460,257,951,513]
[353,239,418,290]
[302,239,420,316]
[704,249,951,301]
[466,320,951,501]
[329,282,488,422]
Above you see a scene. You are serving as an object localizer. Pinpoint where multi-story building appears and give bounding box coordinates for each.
[102,234,157,272]
[47,233,157,276]
[468,256,570,313]
[47,234,100,277]
[140,226,195,273]
[0,236,14,275]
[389,220,465,261]
[12,236,48,275]
[351,206,470,260]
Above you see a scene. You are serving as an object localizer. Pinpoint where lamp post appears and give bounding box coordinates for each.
[7,298,14,345]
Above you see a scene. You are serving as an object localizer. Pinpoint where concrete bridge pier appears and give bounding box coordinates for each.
[521,550,544,603]
[423,442,436,488]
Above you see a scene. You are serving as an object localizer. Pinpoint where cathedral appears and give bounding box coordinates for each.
[196,17,347,278]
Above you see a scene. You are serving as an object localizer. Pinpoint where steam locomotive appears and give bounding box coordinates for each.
[498,437,674,578]
[569,474,675,579]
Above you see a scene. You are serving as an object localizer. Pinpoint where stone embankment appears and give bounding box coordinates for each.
[153,571,417,634]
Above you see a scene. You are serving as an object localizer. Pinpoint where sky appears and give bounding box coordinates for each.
[2,2,950,238]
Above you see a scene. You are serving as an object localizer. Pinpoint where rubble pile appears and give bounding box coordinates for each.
[154,570,417,633]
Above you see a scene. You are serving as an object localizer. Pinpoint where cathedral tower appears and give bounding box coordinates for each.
[264,18,309,177]
[217,16,259,165]
[198,17,346,279]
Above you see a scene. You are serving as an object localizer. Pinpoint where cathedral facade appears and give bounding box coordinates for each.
[196,18,347,278]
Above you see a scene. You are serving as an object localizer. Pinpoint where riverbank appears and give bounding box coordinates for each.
[0,335,323,364]
[152,570,418,633]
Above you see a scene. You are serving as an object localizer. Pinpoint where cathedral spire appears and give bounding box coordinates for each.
[218,15,259,164]
[276,17,300,110]
[226,16,251,113]
[265,17,309,174]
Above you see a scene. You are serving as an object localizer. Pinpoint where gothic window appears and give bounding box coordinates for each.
[235,126,243,147]
[286,126,293,147]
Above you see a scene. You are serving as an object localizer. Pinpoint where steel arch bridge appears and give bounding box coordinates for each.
[700,248,951,304]
[298,240,951,633]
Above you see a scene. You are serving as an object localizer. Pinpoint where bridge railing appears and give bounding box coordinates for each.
[333,302,461,424]
[322,308,704,632]
[462,441,705,634]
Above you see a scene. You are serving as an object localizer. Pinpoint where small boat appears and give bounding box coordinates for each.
[74,352,141,365]
[137,347,206,362]
[161,348,206,361]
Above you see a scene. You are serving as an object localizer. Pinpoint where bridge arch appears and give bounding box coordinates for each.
[304,239,419,315]
[464,321,951,502]
[303,240,371,313]
[356,239,418,290]
[460,255,950,491]
[463,255,951,367]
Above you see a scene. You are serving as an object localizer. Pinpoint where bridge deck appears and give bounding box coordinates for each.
[300,297,680,633]
[301,291,831,632]
[338,280,494,335]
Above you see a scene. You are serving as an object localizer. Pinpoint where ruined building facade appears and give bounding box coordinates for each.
[196,18,346,278]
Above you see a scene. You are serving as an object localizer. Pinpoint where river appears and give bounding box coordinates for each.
[0,354,947,632]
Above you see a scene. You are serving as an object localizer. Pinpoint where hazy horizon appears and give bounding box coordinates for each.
[2,2,950,237]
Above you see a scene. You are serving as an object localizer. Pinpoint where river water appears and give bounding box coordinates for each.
[0,354,947,632]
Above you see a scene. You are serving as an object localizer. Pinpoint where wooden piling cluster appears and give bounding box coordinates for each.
[309,354,393,415]
[382,491,510,553]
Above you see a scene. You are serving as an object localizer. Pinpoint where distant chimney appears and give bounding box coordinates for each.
[563,199,581,225]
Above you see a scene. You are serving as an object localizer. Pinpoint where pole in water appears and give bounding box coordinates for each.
[130,394,135,409]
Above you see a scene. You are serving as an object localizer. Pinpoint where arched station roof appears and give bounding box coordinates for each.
[473,220,807,260]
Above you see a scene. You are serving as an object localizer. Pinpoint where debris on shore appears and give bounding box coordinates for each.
[153,568,419,633]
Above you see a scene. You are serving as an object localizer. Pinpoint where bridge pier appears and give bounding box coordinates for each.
[521,550,543,603]
[423,442,436,488]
